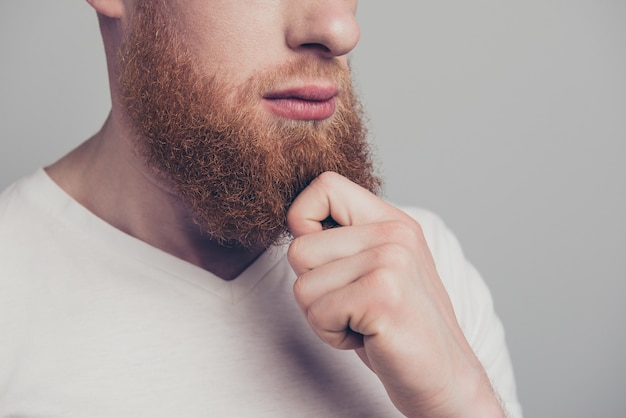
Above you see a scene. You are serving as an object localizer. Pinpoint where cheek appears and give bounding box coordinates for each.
[173,3,285,85]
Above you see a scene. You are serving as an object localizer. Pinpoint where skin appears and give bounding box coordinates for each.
[47,0,507,416]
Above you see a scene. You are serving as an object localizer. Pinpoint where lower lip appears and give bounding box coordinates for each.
[263,98,336,121]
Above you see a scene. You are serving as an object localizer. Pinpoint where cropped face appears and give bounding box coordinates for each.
[154,0,361,105]
[119,0,381,248]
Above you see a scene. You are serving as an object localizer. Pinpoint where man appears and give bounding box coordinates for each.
[0,0,522,416]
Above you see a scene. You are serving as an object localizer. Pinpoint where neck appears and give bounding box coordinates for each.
[46,112,264,281]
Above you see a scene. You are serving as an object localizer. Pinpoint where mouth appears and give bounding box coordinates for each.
[263,85,338,121]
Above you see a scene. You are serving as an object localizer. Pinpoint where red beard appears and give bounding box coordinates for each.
[119,0,381,248]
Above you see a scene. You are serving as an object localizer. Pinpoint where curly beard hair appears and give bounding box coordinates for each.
[118,0,382,249]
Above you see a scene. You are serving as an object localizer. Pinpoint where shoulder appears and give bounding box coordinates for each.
[0,170,52,238]
[0,172,36,232]
[0,169,47,215]
[0,169,67,284]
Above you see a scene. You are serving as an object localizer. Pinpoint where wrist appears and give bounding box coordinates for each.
[461,368,507,418]
[396,372,506,418]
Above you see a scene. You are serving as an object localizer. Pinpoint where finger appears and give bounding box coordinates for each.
[305,268,396,350]
[287,171,404,237]
[293,245,378,310]
[288,219,420,275]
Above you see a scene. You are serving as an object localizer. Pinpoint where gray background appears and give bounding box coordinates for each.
[1,1,624,417]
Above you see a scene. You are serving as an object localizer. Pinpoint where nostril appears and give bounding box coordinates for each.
[301,43,332,54]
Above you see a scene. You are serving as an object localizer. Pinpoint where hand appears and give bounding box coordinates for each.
[287,172,505,417]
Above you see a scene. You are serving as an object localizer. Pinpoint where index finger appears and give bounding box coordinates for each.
[287,171,402,238]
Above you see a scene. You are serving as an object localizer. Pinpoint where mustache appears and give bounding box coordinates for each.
[235,56,352,100]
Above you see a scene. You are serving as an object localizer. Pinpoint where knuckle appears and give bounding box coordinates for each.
[305,304,346,349]
[376,219,420,245]
[315,171,340,186]
[309,171,341,194]
[287,237,306,270]
[305,303,324,330]
[292,274,310,307]
[367,267,404,306]
[368,242,414,271]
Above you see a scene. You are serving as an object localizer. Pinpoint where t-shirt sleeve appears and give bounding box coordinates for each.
[400,207,523,418]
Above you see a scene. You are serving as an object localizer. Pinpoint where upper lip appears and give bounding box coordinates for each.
[263,85,339,101]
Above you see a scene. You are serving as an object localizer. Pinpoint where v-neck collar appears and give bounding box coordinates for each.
[27,168,289,304]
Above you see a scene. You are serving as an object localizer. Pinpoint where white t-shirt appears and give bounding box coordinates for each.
[0,169,522,417]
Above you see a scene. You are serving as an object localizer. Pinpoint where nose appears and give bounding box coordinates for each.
[285,0,360,58]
